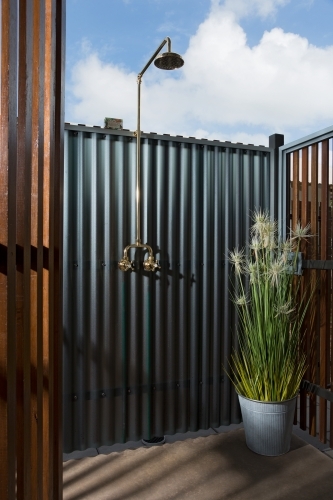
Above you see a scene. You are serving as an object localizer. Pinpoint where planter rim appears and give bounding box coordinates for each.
[237,392,299,404]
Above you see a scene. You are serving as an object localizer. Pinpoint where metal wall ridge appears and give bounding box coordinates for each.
[64,123,272,152]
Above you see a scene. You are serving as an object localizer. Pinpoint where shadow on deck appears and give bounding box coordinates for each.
[63,426,333,500]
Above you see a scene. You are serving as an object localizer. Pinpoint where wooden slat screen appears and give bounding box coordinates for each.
[289,137,333,448]
[0,0,65,498]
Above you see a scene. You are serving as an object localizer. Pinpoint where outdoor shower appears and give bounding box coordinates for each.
[118,37,184,272]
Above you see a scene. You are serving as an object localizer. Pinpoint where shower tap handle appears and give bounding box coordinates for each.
[118,257,134,272]
[143,256,161,272]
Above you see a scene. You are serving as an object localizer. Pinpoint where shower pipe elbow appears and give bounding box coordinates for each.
[123,242,154,259]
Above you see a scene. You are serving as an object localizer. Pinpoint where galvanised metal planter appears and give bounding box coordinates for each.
[238,394,297,456]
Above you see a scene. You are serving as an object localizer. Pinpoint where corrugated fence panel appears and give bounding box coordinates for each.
[63,126,278,452]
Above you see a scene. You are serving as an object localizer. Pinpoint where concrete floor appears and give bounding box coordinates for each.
[63,426,333,499]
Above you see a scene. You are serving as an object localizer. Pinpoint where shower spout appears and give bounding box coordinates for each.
[118,37,184,272]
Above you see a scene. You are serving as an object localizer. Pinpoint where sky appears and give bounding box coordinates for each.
[65,0,333,147]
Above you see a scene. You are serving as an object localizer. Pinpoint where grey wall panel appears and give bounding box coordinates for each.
[63,125,276,452]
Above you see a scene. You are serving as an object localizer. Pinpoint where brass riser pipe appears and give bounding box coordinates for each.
[118,37,183,272]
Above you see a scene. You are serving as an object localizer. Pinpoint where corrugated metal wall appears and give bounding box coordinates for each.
[63,124,277,452]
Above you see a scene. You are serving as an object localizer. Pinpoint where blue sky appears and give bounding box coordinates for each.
[66,0,333,146]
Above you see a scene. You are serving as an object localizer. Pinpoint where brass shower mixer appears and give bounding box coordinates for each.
[118,243,160,272]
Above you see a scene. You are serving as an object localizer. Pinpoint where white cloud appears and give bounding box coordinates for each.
[67,54,137,126]
[194,129,270,146]
[211,0,290,20]
[66,0,333,144]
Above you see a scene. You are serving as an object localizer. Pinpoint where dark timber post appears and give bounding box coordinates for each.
[269,133,284,221]
[0,1,65,498]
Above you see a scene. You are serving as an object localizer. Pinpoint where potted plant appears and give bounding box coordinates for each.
[226,209,313,456]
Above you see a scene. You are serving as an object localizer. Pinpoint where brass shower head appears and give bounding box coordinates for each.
[154,52,184,70]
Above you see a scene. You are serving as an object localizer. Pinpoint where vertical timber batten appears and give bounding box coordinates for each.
[0,0,65,498]
[280,126,333,447]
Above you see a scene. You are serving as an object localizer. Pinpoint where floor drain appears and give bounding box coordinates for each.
[142,436,165,446]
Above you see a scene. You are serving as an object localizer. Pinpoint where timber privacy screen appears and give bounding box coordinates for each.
[0,0,65,497]
[279,125,333,448]
[63,124,282,452]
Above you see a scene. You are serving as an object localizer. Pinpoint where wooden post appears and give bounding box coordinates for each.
[0,0,65,498]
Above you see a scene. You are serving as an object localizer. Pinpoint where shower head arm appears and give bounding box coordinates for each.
[135,36,173,245]
[138,37,171,78]
[135,35,180,247]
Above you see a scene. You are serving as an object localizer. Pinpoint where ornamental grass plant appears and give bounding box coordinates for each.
[227,209,313,402]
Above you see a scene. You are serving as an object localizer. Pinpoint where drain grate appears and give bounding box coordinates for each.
[142,436,165,446]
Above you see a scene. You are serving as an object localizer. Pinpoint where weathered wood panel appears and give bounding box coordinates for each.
[0,0,65,498]
[289,135,333,447]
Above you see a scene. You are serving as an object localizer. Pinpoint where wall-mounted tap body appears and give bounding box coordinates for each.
[143,255,161,272]
[118,255,135,272]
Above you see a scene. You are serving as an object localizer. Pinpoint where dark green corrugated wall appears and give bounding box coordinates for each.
[63,124,277,452]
